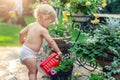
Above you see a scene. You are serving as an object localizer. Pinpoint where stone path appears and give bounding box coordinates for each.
[0,46,101,80]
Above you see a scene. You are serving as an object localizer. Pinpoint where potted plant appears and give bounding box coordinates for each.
[47,10,74,80]
[51,0,108,30]
[50,55,74,80]
[89,73,104,80]
[52,0,107,15]
[70,18,120,80]
[48,14,72,55]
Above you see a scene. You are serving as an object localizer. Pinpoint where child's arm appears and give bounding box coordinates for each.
[19,26,29,44]
[41,28,62,57]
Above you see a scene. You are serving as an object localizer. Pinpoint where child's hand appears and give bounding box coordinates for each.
[58,52,62,58]
[20,38,26,44]
[20,39,24,44]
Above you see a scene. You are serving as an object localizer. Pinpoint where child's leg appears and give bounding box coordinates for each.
[23,58,37,80]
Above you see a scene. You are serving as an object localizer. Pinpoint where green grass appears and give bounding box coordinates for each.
[0,16,35,46]
[24,15,36,24]
[0,23,22,46]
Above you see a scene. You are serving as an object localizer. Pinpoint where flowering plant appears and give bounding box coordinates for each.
[59,0,107,15]
[51,0,107,25]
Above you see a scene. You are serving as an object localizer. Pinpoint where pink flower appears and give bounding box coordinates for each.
[50,69,56,75]
[39,59,44,64]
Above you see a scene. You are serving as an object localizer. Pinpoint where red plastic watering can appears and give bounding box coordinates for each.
[39,53,61,75]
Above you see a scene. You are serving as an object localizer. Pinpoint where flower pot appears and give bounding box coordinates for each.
[95,54,115,67]
[51,69,73,80]
[53,36,71,44]
[53,37,72,54]
[71,13,91,22]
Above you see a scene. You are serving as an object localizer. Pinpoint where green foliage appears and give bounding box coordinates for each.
[89,73,104,80]
[70,18,120,79]
[70,18,120,61]
[51,0,104,15]
[48,16,72,38]
[51,0,63,8]
[103,57,120,80]
[53,58,74,73]
[49,23,66,37]
[103,0,120,14]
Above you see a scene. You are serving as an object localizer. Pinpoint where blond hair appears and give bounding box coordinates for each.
[34,4,56,22]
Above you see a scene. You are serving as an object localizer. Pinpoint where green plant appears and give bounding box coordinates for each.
[70,18,120,79]
[71,18,120,61]
[53,58,74,73]
[51,0,107,15]
[89,73,104,80]
[102,0,120,14]
[49,23,67,37]
[50,57,74,80]
[48,16,72,38]
[103,57,120,80]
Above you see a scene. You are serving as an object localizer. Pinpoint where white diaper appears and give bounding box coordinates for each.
[19,45,38,64]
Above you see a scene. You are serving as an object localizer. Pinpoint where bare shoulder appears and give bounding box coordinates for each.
[27,22,40,30]
[41,27,48,34]
[24,22,35,30]
[28,22,37,28]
